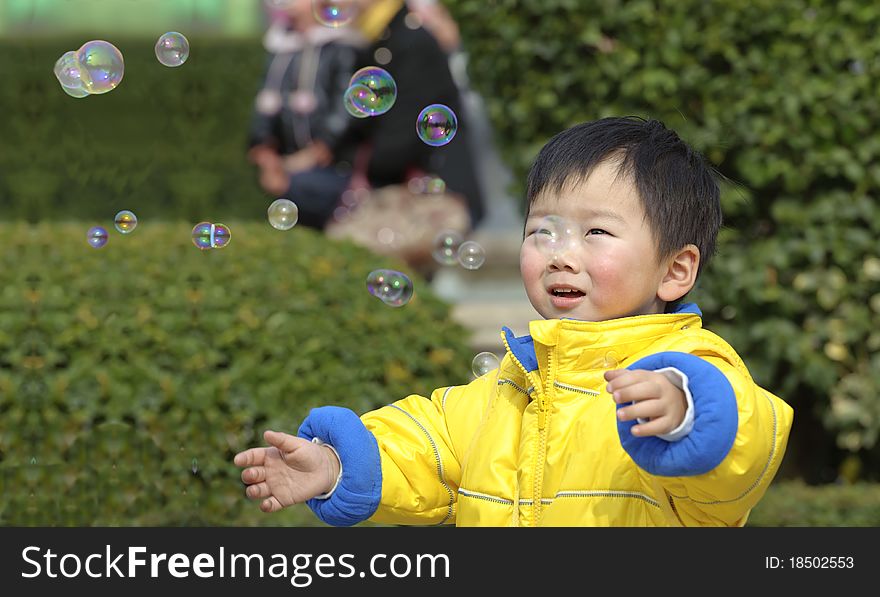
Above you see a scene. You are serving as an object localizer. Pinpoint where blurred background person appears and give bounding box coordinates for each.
[247,0,362,228]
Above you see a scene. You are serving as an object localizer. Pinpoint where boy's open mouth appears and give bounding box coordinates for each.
[549,288,585,298]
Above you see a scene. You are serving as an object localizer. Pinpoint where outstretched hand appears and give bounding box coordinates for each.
[233,430,340,513]
[605,369,687,437]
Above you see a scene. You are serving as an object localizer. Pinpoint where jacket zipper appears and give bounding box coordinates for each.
[500,332,547,526]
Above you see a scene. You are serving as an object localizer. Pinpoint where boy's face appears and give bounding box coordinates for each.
[520,160,670,322]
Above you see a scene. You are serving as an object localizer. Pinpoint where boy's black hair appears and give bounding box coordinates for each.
[525,116,722,281]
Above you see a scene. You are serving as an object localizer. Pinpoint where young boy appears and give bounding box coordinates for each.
[234,116,794,526]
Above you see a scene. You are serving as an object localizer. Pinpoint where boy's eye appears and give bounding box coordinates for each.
[585,228,607,236]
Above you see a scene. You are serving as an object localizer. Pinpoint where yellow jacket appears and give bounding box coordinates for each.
[299,305,794,526]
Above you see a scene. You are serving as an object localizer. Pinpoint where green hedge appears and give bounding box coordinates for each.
[0,222,474,525]
[0,37,268,221]
[747,480,880,526]
[445,0,880,480]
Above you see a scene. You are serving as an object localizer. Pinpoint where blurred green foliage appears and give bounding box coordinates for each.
[447,0,880,481]
[0,222,474,525]
[0,37,269,222]
[747,480,880,526]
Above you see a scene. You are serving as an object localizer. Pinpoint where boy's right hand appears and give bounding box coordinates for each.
[234,430,341,513]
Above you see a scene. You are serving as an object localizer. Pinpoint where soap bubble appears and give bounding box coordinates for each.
[425,176,446,194]
[87,226,108,249]
[212,223,232,249]
[54,50,84,90]
[114,210,138,234]
[155,32,190,67]
[603,351,620,369]
[61,84,89,98]
[534,215,579,261]
[416,103,457,146]
[348,66,397,115]
[432,230,463,265]
[191,222,213,250]
[191,222,231,250]
[313,0,355,28]
[343,84,377,118]
[268,199,299,230]
[76,40,124,94]
[457,240,485,270]
[472,351,500,378]
[366,269,413,307]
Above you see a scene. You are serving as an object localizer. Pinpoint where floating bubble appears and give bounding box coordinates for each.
[426,176,446,194]
[407,176,427,194]
[114,210,138,234]
[212,223,232,249]
[603,351,620,369]
[87,226,108,249]
[191,222,213,250]
[76,40,124,94]
[534,215,579,261]
[348,66,397,115]
[366,269,413,307]
[381,276,414,307]
[313,0,355,28]
[457,240,486,270]
[61,84,89,98]
[343,84,377,118]
[192,222,231,250]
[416,104,457,146]
[472,351,500,378]
[268,198,299,230]
[54,50,84,90]
[155,32,190,67]
[432,230,463,265]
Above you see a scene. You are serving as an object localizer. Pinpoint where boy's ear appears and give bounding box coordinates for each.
[657,244,700,303]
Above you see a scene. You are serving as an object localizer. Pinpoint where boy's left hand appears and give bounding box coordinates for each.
[604,369,686,437]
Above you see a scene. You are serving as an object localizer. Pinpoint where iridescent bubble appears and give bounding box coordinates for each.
[76,40,124,95]
[54,50,85,90]
[432,230,463,265]
[212,223,232,249]
[426,176,446,194]
[534,215,579,261]
[343,84,377,118]
[155,32,190,67]
[457,240,486,270]
[407,176,427,194]
[61,84,89,99]
[114,210,137,234]
[87,226,108,249]
[312,0,355,28]
[472,351,500,378]
[191,222,214,251]
[348,66,397,115]
[268,198,299,230]
[366,269,413,307]
[381,274,414,307]
[416,104,457,147]
[603,351,620,369]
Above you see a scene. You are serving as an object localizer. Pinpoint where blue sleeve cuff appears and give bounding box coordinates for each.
[297,406,382,526]
[616,352,739,477]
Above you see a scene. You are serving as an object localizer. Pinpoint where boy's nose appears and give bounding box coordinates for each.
[547,251,580,273]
